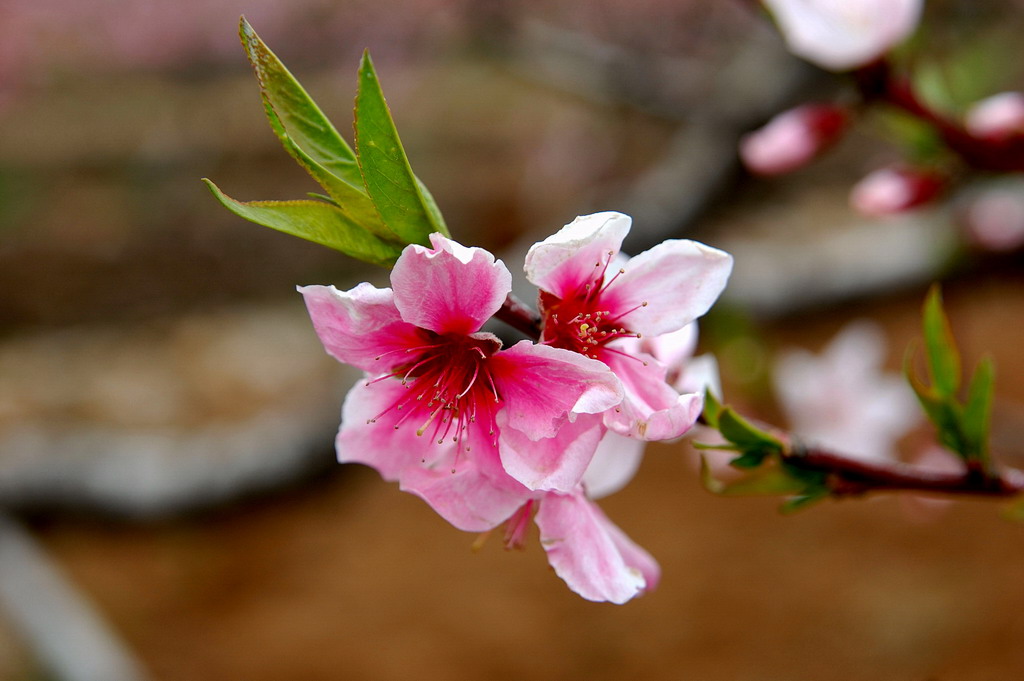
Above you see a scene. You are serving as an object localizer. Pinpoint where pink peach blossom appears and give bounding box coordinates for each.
[301,234,622,531]
[525,212,733,443]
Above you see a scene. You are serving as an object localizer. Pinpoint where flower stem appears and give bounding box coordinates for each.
[494,294,542,340]
[784,442,1024,498]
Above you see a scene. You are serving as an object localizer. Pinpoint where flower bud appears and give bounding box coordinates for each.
[740,103,849,176]
[763,0,923,71]
[964,92,1024,142]
[849,166,945,216]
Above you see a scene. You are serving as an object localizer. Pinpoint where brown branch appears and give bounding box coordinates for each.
[493,293,542,340]
[783,441,1024,498]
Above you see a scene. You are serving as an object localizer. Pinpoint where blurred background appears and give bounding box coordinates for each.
[2,0,1024,679]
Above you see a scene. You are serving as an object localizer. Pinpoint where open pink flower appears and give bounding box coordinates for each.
[524,212,733,443]
[301,234,622,531]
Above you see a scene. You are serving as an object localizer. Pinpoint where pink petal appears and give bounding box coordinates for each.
[300,284,426,373]
[391,233,511,335]
[524,212,631,299]
[498,413,605,493]
[336,380,529,531]
[602,239,733,337]
[581,431,646,500]
[399,447,531,532]
[489,341,623,440]
[602,351,704,441]
[536,491,659,604]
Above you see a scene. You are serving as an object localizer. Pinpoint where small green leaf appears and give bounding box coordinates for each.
[239,17,363,188]
[729,451,769,469]
[923,285,961,398]
[702,388,723,430]
[906,367,968,455]
[718,408,784,452]
[355,51,449,245]
[962,356,995,462]
[701,457,806,497]
[779,490,828,514]
[204,180,403,266]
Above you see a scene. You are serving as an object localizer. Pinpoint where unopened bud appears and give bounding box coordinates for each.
[849,166,945,217]
[965,92,1024,142]
[740,103,849,176]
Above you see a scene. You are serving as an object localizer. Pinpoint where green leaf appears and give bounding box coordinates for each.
[729,451,770,469]
[204,179,403,266]
[962,356,995,462]
[923,285,961,398]
[700,456,808,497]
[238,18,397,243]
[906,367,968,455]
[718,408,784,452]
[355,51,449,245]
[239,17,362,188]
[702,388,723,430]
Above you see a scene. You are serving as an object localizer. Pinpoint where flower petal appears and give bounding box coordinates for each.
[581,431,646,500]
[603,239,733,337]
[602,351,703,441]
[336,380,528,530]
[300,283,426,373]
[536,491,658,604]
[498,413,605,493]
[524,212,631,299]
[489,341,623,440]
[391,233,511,335]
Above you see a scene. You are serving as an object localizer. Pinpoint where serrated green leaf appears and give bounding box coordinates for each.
[923,285,961,398]
[204,179,403,266]
[239,18,398,243]
[355,51,449,245]
[718,408,784,452]
[963,356,995,462]
[239,17,362,187]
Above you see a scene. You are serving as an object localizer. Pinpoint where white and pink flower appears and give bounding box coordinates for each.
[740,103,850,176]
[762,0,923,71]
[524,212,733,443]
[301,234,622,531]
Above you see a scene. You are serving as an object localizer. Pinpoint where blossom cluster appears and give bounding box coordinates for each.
[300,213,732,603]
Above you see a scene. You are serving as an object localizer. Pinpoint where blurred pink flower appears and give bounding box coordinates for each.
[301,234,622,531]
[849,166,945,217]
[525,212,732,443]
[959,180,1024,252]
[740,103,850,175]
[762,0,923,71]
[965,92,1024,142]
[774,321,919,463]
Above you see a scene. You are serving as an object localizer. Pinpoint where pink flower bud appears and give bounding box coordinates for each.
[965,92,1024,142]
[763,0,923,71]
[959,182,1024,252]
[849,166,945,217]
[740,103,849,175]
